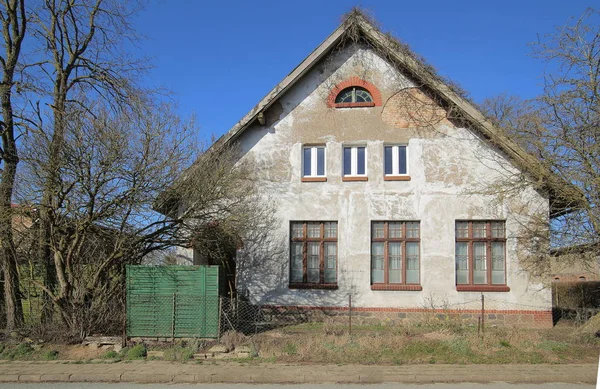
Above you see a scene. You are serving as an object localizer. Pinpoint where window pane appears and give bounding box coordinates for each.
[384,146,392,175]
[303,148,312,176]
[335,90,354,103]
[406,242,419,283]
[317,147,325,176]
[307,222,320,238]
[455,242,469,284]
[307,242,320,283]
[357,147,366,175]
[371,242,384,283]
[355,89,373,102]
[291,222,304,238]
[492,242,505,284]
[473,222,487,238]
[406,222,419,238]
[372,222,384,238]
[491,222,505,238]
[290,242,304,282]
[324,242,336,283]
[398,146,407,174]
[473,242,487,284]
[343,147,352,176]
[324,222,337,238]
[388,222,402,238]
[388,242,402,283]
[456,222,469,238]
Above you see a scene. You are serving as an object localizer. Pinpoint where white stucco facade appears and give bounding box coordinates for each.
[182,44,552,316]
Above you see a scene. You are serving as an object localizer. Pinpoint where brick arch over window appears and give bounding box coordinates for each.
[327,77,383,108]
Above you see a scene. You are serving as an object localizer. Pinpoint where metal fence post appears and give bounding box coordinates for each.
[171,293,176,342]
[217,297,222,341]
[348,294,352,336]
[481,294,485,336]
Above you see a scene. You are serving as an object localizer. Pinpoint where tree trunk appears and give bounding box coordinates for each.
[0,87,24,332]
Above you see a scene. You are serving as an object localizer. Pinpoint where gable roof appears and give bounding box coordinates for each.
[184,11,585,217]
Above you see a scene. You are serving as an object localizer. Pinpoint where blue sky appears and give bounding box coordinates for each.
[133,0,592,142]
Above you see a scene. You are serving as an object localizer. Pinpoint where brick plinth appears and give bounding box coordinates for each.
[260,305,554,328]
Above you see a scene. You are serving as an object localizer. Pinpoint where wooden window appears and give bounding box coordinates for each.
[371,221,421,291]
[384,145,410,181]
[343,145,367,181]
[302,145,326,182]
[289,221,338,289]
[455,221,509,292]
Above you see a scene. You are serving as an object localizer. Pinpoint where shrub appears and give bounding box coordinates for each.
[125,344,146,360]
[101,350,119,359]
[42,350,59,361]
[0,343,34,360]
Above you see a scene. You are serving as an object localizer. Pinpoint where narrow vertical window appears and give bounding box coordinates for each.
[371,221,421,290]
[302,146,326,181]
[342,146,367,180]
[289,221,338,288]
[384,145,409,180]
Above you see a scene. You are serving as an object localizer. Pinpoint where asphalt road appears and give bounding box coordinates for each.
[0,384,595,388]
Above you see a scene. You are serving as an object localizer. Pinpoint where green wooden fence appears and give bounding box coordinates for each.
[126,265,220,338]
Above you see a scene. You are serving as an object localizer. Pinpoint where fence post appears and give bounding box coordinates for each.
[481,294,485,336]
[217,297,222,341]
[348,294,352,336]
[171,293,176,342]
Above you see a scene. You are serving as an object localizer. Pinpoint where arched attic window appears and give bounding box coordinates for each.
[335,87,373,104]
[327,77,382,108]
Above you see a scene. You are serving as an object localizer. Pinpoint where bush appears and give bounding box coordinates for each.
[125,344,146,360]
[101,350,119,359]
[42,350,59,361]
[0,343,34,360]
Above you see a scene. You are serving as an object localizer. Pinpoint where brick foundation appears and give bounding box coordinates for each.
[261,305,554,328]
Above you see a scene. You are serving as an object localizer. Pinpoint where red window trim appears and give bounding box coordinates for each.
[327,77,382,108]
[456,285,510,292]
[289,283,338,290]
[371,284,422,291]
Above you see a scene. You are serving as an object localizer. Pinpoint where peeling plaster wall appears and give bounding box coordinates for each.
[194,44,551,310]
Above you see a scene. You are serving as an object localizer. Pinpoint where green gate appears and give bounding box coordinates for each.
[126,265,220,338]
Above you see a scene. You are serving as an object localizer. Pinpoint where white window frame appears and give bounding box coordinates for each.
[302,145,326,178]
[342,145,367,177]
[384,144,409,177]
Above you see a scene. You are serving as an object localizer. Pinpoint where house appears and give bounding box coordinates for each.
[550,244,600,283]
[174,11,582,327]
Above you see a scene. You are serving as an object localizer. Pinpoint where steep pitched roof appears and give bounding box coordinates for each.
[185,11,584,217]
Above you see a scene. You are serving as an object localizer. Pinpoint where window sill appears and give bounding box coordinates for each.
[456,285,510,292]
[342,176,368,182]
[371,284,422,291]
[384,175,411,181]
[289,283,338,290]
[301,177,327,182]
[332,102,376,108]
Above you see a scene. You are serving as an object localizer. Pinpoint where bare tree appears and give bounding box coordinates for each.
[0,0,26,332]
[481,8,600,259]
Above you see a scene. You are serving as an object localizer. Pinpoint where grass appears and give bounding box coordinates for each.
[124,344,146,360]
[163,347,194,361]
[248,322,599,365]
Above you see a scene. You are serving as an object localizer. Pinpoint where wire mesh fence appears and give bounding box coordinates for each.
[218,293,596,339]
